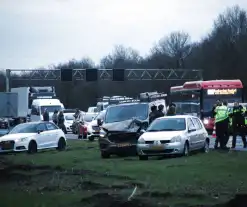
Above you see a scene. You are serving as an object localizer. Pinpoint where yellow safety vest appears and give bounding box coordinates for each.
[215,105,228,123]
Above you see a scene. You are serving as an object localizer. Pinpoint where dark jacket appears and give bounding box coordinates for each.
[156,110,164,118]
[58,114,65,125]
[43,111,49,121]
[149,111,159,124]
[231,105,245,127]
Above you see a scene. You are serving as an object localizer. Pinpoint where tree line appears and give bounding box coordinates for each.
[1,5,247,110]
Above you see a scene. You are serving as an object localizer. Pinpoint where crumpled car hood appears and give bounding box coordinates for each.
[102,119,143,133]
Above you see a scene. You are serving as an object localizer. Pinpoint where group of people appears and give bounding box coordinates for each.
[213,100,247,150]
[42,109,66,132]
[149,103,176,124]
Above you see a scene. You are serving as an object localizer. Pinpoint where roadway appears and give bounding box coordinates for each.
[65,133,247,151]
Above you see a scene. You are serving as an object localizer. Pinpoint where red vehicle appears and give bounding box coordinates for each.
[170,79,244,133]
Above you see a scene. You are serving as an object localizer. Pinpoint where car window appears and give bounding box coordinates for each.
[147,118,186,131]
[46,123,58,130]
[187,118,195,129]
[37,123,47,131]
[192,118,202,130]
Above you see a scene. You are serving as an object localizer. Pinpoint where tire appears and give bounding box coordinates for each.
[57,138,66,151]
[101,151,110,159]
[202,139,210,153]
[139,155,148,160]
[183,142,190,156]
[88,136,95,142]
[27,141,37,154]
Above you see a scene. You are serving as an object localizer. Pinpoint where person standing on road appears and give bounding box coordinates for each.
[58,111,66,133]
[214,101,229,150]
[52,110,58,125]
[43,108,49,121]
[156,104,165,118]
[149,105,158,124]
[212,101,221,149]
[229,101,247,149]
[167,103,176,116]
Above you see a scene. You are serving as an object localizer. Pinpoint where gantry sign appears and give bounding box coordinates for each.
[5,68,203,91]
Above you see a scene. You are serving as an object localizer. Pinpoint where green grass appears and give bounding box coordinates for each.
[1,140,247,207]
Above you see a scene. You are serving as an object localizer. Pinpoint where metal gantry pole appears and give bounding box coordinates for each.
[5,69,11,92]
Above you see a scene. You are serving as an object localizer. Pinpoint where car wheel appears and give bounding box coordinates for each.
[27,140,37,154]
[88,136,95,142]
[183,142,190,156]
[101,151,110,159]
[203,139,210,153]
[139,155,148,160]
[57,138,66,151]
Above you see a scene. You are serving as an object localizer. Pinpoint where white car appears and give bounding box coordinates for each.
[64,113,75,132]
[137,115,209,160]
[87,110,106,141]
[0,121,66,153]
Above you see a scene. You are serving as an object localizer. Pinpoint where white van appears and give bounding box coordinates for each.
[30,99,64,121]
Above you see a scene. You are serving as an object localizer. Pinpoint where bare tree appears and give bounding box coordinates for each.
[100,45,142,69]
[156,31,192,68]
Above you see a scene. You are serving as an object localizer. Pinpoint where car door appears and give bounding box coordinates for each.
[192,118,204,149]
[36,123,49,149]
[45,122,59,147]
[187,118,197,150]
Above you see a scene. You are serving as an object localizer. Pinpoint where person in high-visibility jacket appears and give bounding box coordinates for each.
[212,101,222,149]
[214,101,229,149]
[229,102,247,149]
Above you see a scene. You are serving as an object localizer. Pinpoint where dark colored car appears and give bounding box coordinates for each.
[0,119,10,137]
[98,103,149,158]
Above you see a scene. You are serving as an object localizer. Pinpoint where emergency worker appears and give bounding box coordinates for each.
[149,105,158,124]
[212,101,222,149]
[229,102,247,149]
[156,104,165,118]
[214,101,229,149]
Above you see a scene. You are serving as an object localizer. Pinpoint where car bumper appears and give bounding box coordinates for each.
[0,141,27,153]
[87,131,100,138]
[99,138,136,154]
[137,142,184,156]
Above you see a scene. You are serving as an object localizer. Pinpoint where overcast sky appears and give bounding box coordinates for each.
[1,0,247,69]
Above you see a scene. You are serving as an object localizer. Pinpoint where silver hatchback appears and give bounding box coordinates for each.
[137,115,210,160]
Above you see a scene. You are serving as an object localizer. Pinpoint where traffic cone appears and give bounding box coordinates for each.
[212,124,216,138]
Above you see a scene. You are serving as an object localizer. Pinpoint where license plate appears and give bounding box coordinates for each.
[117,143,132,147]
[151,145,163,149]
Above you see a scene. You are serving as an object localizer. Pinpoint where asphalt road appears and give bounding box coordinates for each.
[65,133,247,151]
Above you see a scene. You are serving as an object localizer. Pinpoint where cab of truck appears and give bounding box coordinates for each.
[30,99,64,121]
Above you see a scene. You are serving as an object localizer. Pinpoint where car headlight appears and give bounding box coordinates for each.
[138,137,145,144]
[203,119,209,125]
[15,137,28,142]
[99,130,106,138]
[170,136,181,143]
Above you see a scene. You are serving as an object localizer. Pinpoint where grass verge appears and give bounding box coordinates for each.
[1,140,247,207]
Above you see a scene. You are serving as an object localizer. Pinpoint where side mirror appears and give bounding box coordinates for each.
[97,118,103,126]
[140,129,146,134]
[188,127,196,133]
[37,130,43,134]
